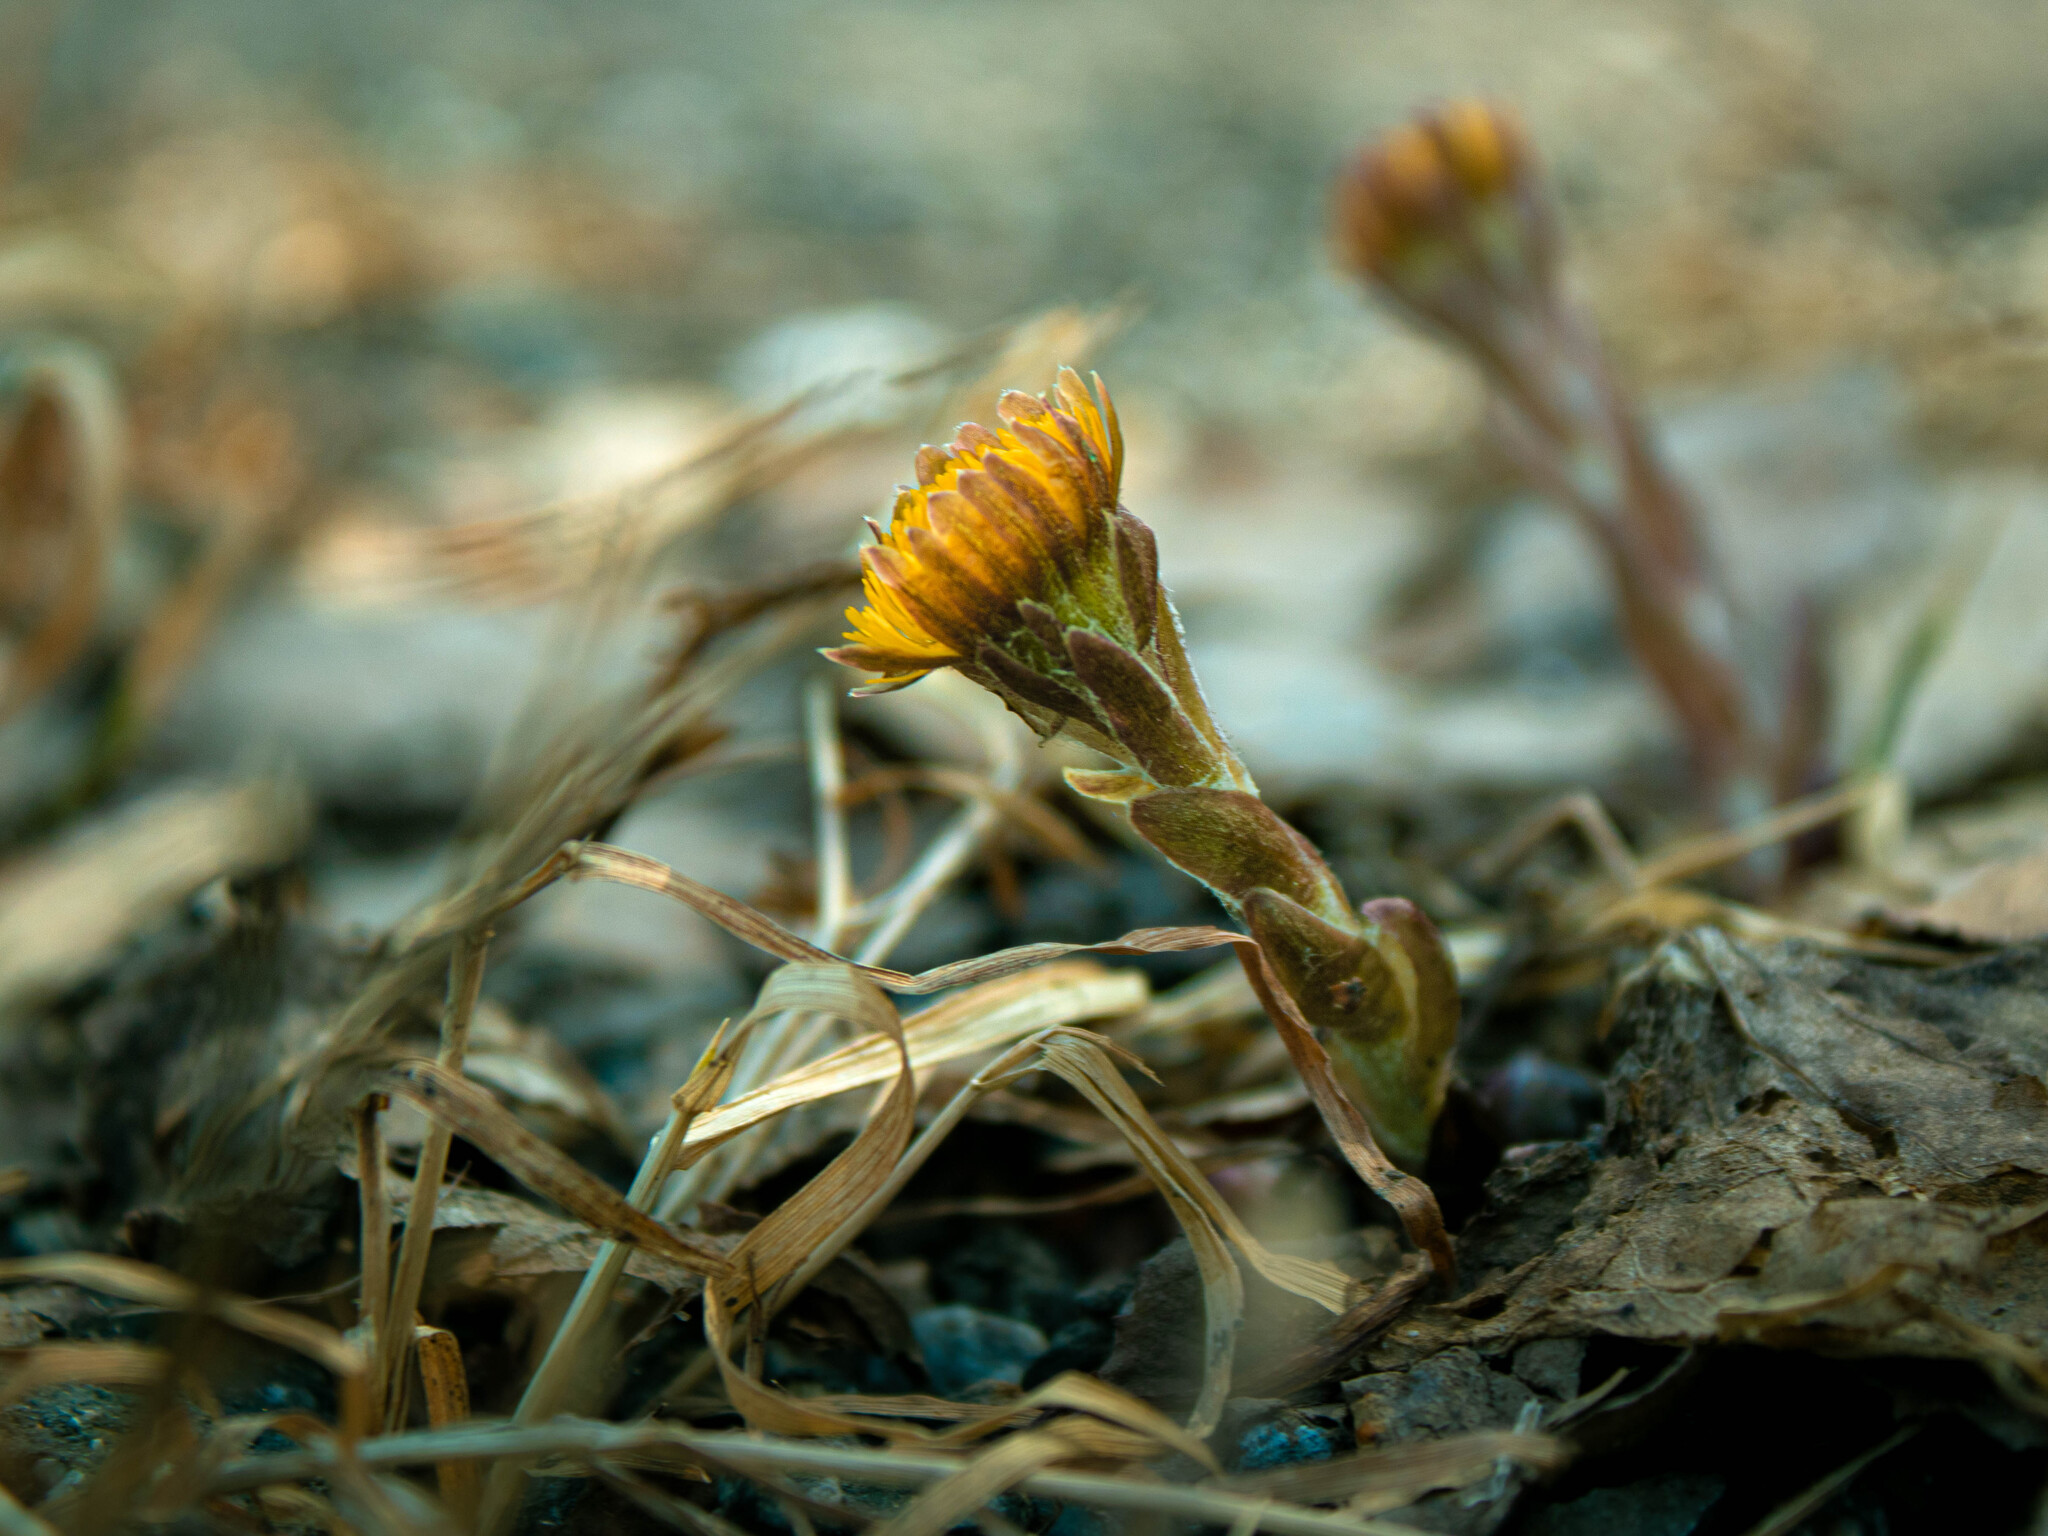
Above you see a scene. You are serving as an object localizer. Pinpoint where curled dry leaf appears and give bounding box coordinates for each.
[678,961,1147,1157]
[1371,928,2048,1413]
[654,955,1356,1455]
[562,839,1455,1275]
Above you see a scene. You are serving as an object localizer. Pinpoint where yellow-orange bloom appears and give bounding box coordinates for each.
[827,367,1128,693]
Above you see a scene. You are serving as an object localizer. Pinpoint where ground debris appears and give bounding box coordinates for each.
[1384,929,2048,1401]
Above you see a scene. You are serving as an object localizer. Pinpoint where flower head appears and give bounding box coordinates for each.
[830,368,1124,683]
[1333,101,1553,324]
[827,369,1242,791]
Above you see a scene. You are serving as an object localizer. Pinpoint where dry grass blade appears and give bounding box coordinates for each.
[0,1254,367,1435]
[1738,1427,1915,1536]
[386,1061,727,1279]
[562,839,1454,1273]
[1018,1032,1306,1437]
[476,1017,753,1528]
[306,597,823,1104]
[940,1371,1218,1465]
[0,1483,57,1536]
[563,840,1243,993]
[1213,1431,1571,1511]
[351,1092,391,1424]
[870,1423,1097,1536]
[678,963,1147,1157]
[682,1002,1320,1455]
[0,1340,167,1412]
[804,1022,1344,1446]
[1239,950,1455,1282]
[882,1145,1287,1223]
[379,930,491,1427]
[697,970,923,1440]
[138,1410,333,1523]
[1035,1033,1354,1312]
[413,1324,480,1525]
[210,1418,1437,1536]
[711,967,912,1316]
[1627,780,1872,893]
[796,1370,1218,1462]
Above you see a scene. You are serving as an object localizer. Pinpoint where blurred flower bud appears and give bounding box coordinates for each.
[1333,100,1556,332]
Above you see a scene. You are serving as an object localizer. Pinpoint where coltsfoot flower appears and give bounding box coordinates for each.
[827,368,1250,797]
[828,369,1458,1167]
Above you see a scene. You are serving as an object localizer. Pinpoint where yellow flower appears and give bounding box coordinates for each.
[827,367,1126,694]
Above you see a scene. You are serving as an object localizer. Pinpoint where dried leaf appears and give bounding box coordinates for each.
[409,1184,705,1294]
[701,965,921,1437]
[1381,929,2048,1410]
[680,962,1147,1157]
[713,966,911,1313]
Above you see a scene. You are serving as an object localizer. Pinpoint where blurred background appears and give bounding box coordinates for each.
[10,0,2048,1110]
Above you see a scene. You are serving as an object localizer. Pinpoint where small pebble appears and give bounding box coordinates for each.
[1237,1413,1348,1471]
[911,1304,1047,1397]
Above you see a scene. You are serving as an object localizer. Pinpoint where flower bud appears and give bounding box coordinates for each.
[1332,100,1555,333]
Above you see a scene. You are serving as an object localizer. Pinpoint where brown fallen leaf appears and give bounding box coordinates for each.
[1363,927,2048,1413]
[1892,845,2048,943]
